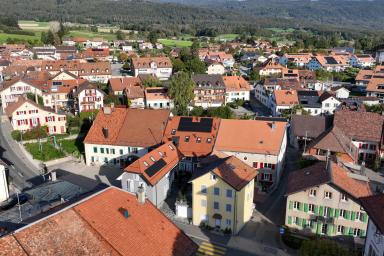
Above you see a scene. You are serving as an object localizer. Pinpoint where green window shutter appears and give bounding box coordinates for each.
[304,203,309,213]
[329,208,334,218]
[299,203,304,211]
[289,201,293,210]
[344,227,349,235]
[314,205,319,214]
[288,216,292,225]
[297,218,302,226]
[302,219,307,228]
[363,213,368,223]
[349,228,354,236]
[316,223,322,234]
[345,210,350,220]
[351,212,356,221]
[361,230,366,237]
[335,209,340,218]
[327,224,334,236]
[319,206,324,216]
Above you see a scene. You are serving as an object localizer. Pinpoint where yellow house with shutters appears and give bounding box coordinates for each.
[285,161,372,238]
[191,155,257,234]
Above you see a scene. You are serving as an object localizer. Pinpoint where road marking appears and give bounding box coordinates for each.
[196,242,227,256]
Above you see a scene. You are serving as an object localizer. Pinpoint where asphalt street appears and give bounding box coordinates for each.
[0,114,41,191]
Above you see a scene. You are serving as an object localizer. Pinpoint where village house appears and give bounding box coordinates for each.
[289,114,334,150]
[207,63,226,75]
[307,110,384,167]
[285,160,372,239]
[144,87,173,109]
[366,78,384,100]
[5,96,67,134]
[191,155,257,234]
[307,55,349,72]
[0,78,43,111]
[74,82,106,114]
[107,76,144,107]
[214,118,287,193]
[259,59,285,77]
[279,53,313,67]
[350,54,375,68]
[120,141,181,208]
[360,194,384,256]
[271,90,299,116]
[131,57,173,80]
[0,187,198,256]
[192,74,226,108]
[84,107,170,167]
[204,52,235,69]
[162,116,220,172]
[222,76,251,104]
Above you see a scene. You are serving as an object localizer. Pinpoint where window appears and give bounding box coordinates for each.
[143,161,149,167]
[111,149,115,154]
[120,149,123,155]
[214,202,219,210]
[201,199,207,207]
[211,174,217,180]
[106,148,109,154]
[356,212,364,222]
[207,138,212,143]
[323,207,329,217]
[263,173,272,181]
[226,219,231,226]
[201,214,208,222]
[337,225,344,234]
[214,187,220,196]
[341,194,348,202]
[150,156,156,162]
[308,204,314,213]
[184,136,190,142]
[324,191,332,199]
[196,137,201,143]
[293,216,300,225]
[226,189,232,198]
[321,224,328,235]
[309,189,317,197]
[353,228,361,237]
[293,201,301,210]
[369,144,377,150]
[93,147,98,153]
[226,204,232,212]
[325,103,330,107]
[132,148,138,154]
[100,148,105,154]
[340,209,346,218]
[201,185,207,194]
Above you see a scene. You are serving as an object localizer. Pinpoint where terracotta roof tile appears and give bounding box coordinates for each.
[125,142,181,186]
[108,77,142,93]
[214,119,287,155]
[273,90,299,106]
[84,108,170,147]
[0,235,27,256]
[222,76,250,91]
[132,57,172,69]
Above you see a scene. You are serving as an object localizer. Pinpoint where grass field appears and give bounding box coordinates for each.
[0,32,41,43]
[18,20,50,31]
[158,38,193,47]
[68,30,117,41]
[59,139,84,155]
[25,142,65,162]
[216,34,239,41]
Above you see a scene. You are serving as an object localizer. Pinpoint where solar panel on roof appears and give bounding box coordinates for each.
[325,57,338,65]
[177,117,213,133]
[144,158,167,177]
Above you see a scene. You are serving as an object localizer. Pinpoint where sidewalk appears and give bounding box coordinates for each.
[175,221,292,256]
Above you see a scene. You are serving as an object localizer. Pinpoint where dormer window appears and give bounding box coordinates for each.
[196,137,201,143]
[171,129,176,135]
[168,144,175,150]
[143,161,149,167]
[184,136,190,142]
[150,156,156,162]
[207,138,212,143]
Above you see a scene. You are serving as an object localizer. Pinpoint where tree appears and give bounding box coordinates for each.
[118,52,129,63]
[186,57,206,73]
[148,31,158,45]
[116,30,125,40]
[26,93,44,106]
[172,58,186,73]
[142,76,162,87]
[169,72,195,115]
[299,239,358,256]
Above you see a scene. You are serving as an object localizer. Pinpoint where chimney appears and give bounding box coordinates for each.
[102,127,109,138]
[137,185,145,204]
[271,121,276,130]
[103,106,112,115]
[119,207,130,218]
[110,103,115,111]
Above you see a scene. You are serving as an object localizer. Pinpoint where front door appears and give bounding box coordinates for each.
[215,219,221,227]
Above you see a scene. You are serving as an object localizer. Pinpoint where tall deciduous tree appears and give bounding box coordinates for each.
[169,72,194,115]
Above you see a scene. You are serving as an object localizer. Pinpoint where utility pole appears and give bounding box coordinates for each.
[16,192,22,223]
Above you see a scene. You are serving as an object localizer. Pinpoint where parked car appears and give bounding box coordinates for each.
[0,194,28,210]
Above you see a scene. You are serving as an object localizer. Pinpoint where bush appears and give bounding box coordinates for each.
[11,126,48,141]
[299,239,358,256]
[282,229,306,250]
[223,228,232,234]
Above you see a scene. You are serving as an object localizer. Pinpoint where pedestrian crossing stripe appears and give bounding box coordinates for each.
[196,241,227,256]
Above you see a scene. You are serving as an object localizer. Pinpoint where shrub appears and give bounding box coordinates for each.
[282,229,306,250]
[11,126,48,141]
[25,142,65,161]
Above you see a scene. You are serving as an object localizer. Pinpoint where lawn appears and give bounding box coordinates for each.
[59,139,84,155]
[158,38,193,47]
[18,20,50,31]
[216,34,239,41]
[25,142,65,162]
[0,32,41,44]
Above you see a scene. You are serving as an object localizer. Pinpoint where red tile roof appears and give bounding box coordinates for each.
[125,142,181,186]
[132,57,172,69]
[162,116,220,157]
[0,187,198,256]
[214,119,287,155]
[84,108,170,147]
[222,76,251,92]
[108,77,142,93]
[273,90,299,106]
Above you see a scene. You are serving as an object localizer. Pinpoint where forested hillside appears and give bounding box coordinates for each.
[1,0,383,36]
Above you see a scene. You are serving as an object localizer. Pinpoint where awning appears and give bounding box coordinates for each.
[212,213,222,219]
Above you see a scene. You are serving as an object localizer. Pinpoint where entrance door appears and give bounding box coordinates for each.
[215,219,221,227]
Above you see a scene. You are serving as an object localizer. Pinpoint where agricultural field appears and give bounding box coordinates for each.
[158,38,193,47]
[216,34,239,41]
[18,20,50,31]
[0,32,41,44]
[68,30,117,41]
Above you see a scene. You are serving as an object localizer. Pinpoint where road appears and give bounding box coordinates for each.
[0,115,41,191]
